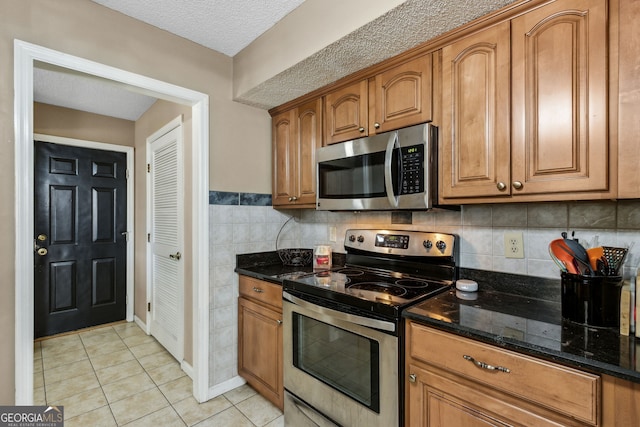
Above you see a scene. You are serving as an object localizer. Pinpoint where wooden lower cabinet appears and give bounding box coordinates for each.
[405,321,600,426]
[602,374,640,426]
[238,276,283,410]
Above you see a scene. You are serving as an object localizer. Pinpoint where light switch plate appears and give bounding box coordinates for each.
[329,226,337,242]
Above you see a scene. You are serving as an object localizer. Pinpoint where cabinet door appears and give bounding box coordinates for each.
[238,296,284,410]
[511,0,608,195]
[406,363,564,427]
[324,80,368,145]
[371,55,433,134]
[272,110,297,206]
[295,99,322,206]
[440,21,511,200]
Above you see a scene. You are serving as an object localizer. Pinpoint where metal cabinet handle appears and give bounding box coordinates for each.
[358,127,365,133]
[408,373,417,383]
[512,181,523,190]
[463,355,510,373]
[277,319,283,325]
[253,287,264,293]
[169,252,182,260]
[374,122,380,129]
[496,182,507,191]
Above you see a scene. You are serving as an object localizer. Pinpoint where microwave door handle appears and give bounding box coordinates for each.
[384,132,399,208]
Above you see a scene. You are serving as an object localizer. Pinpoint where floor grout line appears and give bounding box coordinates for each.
[36,322,283,426]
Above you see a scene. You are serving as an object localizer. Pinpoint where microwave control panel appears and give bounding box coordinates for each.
[400,144,424,195]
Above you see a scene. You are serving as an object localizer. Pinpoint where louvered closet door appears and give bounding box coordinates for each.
[149,124,184,362]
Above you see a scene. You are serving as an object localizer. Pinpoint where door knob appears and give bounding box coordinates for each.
[169,252,181,260]
[37,248,48,256]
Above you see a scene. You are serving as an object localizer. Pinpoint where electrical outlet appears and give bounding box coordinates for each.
[504,232,524,259]
[329,226,337,242]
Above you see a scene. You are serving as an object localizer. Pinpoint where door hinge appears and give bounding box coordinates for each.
[147,233,151,242]
[147,302,151,312]
[125,168,130,180]
[147,163,150,173]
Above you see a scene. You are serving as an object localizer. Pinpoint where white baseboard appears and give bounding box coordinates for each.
[208,376,246,400]
[134,315,147,333]
[181,361,194,379]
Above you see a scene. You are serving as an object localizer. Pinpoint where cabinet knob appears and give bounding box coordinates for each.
[512,181,523,190]
[358,127,365,133]
[408,373,417,383]
[374,122,380,129]
[496,182,507,191]
[277,319,283,325]
[288,197,293,202]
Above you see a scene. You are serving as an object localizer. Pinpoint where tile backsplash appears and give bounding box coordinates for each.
[208,192,640,389]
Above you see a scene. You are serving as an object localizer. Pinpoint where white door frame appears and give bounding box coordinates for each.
[14,40,210,403]
[33,133,135,323]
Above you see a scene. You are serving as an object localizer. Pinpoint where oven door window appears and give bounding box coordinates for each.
[318,150,399,199]
[292,312,380,413]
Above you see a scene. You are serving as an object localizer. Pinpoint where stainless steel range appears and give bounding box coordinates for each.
[282,229,458,427]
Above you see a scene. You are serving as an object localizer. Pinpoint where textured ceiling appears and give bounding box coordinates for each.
[35,0,519,119]
[90,0,307,57]
[238,0,519,109]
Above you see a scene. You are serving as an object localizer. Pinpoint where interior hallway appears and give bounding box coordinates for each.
[33,322,283,426]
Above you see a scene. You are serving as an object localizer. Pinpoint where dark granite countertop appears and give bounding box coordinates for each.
[235,254,640,383]
[404,268,640,384]
[234,250,346,284]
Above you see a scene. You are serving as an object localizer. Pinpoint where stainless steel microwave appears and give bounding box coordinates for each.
[316,123,437,211]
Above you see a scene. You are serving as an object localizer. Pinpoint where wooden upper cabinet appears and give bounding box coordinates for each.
[272,110,296,206]
[510,0,608,196]
[295,99,322,206]
[440,0,610,203]
[272,98,322,208]
[440,21,511,199]
[324,55,433,145]
[324,80,368,145]
[371,55,433,134]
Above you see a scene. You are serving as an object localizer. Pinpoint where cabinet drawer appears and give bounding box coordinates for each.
[239,275,282,309]
[408,323,599,425]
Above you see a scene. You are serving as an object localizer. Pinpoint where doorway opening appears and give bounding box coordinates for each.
[14,40,210,404]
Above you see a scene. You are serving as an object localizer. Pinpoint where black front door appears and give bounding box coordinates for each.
[34,141,127,338]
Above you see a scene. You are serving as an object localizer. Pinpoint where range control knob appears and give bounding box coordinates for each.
[435,240,447,251]
[423,240,433,249]
[349,234,356,242]
[357,235,364,243]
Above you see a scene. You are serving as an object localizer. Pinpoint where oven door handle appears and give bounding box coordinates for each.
[283,291,396,332]
[384,131,399,209]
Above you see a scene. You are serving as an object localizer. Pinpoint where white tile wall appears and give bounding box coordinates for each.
[208,201,640,389]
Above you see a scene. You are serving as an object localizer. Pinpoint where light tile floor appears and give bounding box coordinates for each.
[33,322,284,426]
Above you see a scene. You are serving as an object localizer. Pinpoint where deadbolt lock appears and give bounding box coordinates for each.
[37,234,47,241]
[37,248,48,256]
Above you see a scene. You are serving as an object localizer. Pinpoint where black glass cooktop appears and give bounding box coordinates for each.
[283,267,451,319]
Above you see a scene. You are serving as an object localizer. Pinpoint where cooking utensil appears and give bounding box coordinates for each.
[548,245,568,273]
[586,246,604,270]
[549,239,579,275]
[563,238,594,275]
[602,246,628,275]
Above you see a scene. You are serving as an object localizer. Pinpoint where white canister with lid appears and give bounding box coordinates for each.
[313,245,332,270]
